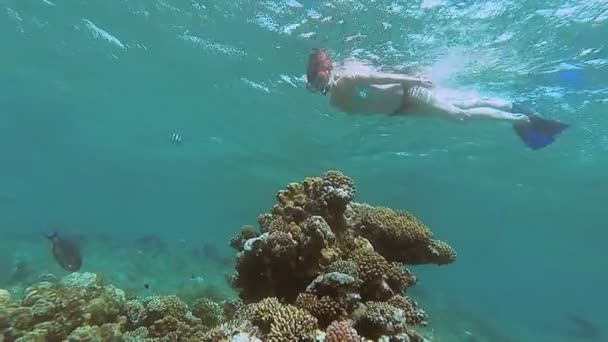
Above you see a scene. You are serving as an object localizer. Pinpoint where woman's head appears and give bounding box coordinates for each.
[306,48,334,94]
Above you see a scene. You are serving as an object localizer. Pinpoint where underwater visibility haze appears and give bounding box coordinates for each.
[1,0,607,341]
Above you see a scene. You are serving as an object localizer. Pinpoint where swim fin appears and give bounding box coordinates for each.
[513,114,569,150]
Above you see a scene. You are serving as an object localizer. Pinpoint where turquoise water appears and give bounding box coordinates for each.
[1,0,607,340]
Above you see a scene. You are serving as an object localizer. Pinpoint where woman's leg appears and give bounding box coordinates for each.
[461,107,530,122]
[407,87,529,123]
[431,97,529,123]
[451,97,513,111]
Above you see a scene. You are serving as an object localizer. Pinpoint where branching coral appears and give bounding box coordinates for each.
[191,297,225,328]
[325,320,362,342]
[231,297,317,341]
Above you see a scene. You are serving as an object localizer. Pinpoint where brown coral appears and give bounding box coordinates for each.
[347,248,415,301]
[327,260,359,280]
[139,295,196,327]
[191,297,224,328]
[230,231,311,302]
[353,301,406,339]
[221,297,243,321]
[229,225,260,250]
[231,215,340,303]
[325,320,361,342]
[311,296,345,328]
[352,203,457,266]
[269,171,355,229]
[240,297,282,331]
[417,239,458,265]
[296,293,348,329]
[387,295,428,327]
[294,293,318,313]
[125,295,205,340]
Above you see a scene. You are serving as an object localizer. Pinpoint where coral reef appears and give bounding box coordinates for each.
[0,170,454,341]
[1,272,127,341]
[0,273,211,342]
[228,170,456,340]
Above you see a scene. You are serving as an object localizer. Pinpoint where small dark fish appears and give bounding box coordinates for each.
[144,283,150,289]
[169,132,182,144]
[44,232,82,272]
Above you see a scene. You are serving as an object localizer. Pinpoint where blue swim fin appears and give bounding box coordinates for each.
[511,104,569,150]
[513,117,569,150]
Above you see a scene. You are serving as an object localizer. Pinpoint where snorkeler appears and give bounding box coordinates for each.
[305,48,569,150]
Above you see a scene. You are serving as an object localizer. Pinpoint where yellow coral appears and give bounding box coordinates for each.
[265,305,317,342]
[277,182,307,207]
[0,289,10,305]
[320,247,340,267]
[235,298,317,341]
[272,182,309,223]
[340,233,374,254]
[238,297,282,331]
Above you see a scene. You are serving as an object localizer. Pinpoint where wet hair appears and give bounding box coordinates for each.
[306,48,333,84]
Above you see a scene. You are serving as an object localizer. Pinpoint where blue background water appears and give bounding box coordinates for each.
[1,0,607,340]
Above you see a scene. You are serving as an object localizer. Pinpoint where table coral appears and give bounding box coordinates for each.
[349,203,456,265]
